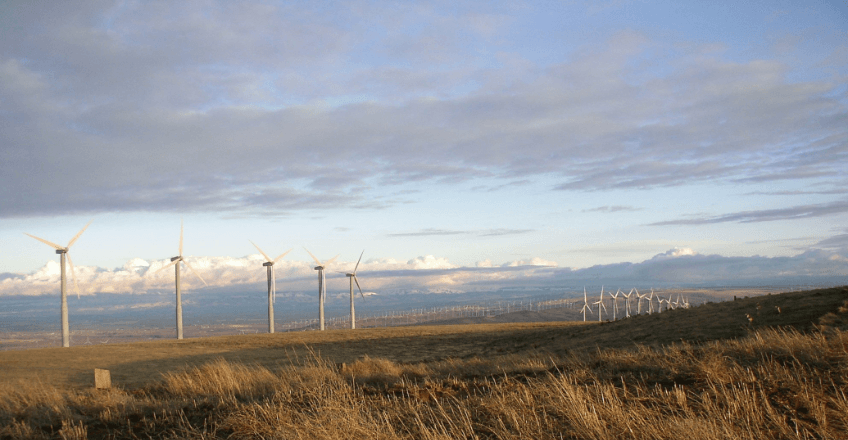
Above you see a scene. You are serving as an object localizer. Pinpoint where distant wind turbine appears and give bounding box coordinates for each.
[622,288,634,318]
[609,288,621,320]
[344,250,365,329]
[154,221,208,340]
[635,288,645,315]
[647,289,655,314]
[581,287,592,322]
[250,241,292,334]
[24,221,92,348]
[304,248,339,331]
[593,286,607,322]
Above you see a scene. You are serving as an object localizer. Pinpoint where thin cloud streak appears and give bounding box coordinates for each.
[650,199,848,225]
[583,205,642,213]
[387,229,471,237]
[387,228,534,238]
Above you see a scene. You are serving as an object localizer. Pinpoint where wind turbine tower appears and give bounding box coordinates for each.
[609,288,621,320]
[593,286,607,322]
[345,250,365,329]
[581,287,592,321]
[304,248,339,331]
[24,221,92,348]
[154,221,208,339]
[647,289,655,314]
[250,241,292,333]
[622,288,634,318]
[635,288,646,315]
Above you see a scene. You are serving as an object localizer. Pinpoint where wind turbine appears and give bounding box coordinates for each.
[250,241,292,334]
[593,286,607,322]
[304,248,339,331]
[24,221,92,348]
[344,250,365,329]
[608,288,621,320]
[635,288,645,315]
[622,288,634,318]
[647,289,655,314]
[154,221,207,340]
[580,287,592,321]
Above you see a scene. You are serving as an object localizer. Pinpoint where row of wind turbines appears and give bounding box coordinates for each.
[579,286,690,322]
[25,221,365,348]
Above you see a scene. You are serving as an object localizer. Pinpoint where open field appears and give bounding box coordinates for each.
[1,286,846,439]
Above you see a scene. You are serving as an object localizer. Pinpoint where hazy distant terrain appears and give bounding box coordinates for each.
[0,286,795,351]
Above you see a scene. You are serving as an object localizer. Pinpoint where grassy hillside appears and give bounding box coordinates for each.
[1,286,846,439]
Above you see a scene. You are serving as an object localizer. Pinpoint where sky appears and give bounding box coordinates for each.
[1,0,846,300]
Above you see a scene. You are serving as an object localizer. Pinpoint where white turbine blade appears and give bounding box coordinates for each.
[66,253,82,299]
[353,250,364,274]
[250,240,273,263]
[303,247,322,266]
[354,275,364,300]
[324,254,340,267]
[24,233,64,250]
[181,260,208,286]
[179,220,184,256]
[153,259,180,275]
[66,220,93,248]
[273,248,293,263]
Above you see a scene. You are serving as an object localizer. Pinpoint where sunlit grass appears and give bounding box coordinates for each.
[0,287,846,439]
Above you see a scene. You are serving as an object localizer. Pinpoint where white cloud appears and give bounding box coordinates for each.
[651,247,698,259]
[2,246,846,298]
[502,257,558,267]
[0,3,844,218]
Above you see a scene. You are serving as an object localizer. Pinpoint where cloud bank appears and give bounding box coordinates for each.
[2,245,845,298]
[0,3,845,218]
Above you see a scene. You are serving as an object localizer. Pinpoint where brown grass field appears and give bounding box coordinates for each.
[1,286,847,439]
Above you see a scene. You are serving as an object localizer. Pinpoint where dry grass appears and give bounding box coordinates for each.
[1,286,847,439]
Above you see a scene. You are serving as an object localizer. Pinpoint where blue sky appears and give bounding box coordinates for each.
[0,0,846,298]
